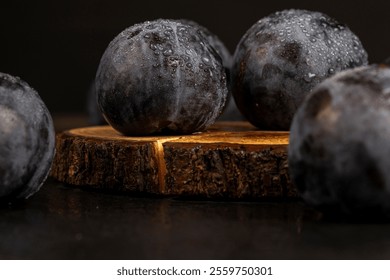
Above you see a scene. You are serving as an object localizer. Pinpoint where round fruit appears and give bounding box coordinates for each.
[95,19,228,135]
[289,64,390,220]
[231,9,368,130]
[89,19,237,124]
[0,73,55,201]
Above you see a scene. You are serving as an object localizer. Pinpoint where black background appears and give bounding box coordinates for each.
[2,0,390,114]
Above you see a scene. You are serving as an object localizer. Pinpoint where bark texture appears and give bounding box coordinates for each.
[50,122,297,199]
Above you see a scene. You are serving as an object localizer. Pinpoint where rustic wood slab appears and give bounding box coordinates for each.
[50,122,297,199]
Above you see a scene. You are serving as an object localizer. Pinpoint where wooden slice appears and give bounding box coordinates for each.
[50,122,297,199]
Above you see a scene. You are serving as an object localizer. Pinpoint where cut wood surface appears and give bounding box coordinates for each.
[50,122,297,199]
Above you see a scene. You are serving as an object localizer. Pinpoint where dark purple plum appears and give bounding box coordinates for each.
[289,64,390,220]
[231,9,368,130]
[89,19,242,124]
[0,73,55,202]
[95,19,228,135]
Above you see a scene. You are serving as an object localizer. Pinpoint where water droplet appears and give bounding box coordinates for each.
[202,57,210,64]
[163,49,173,56]
[164,31,173,37]
[146,24,156,30]
[304,73,316,83]
[328,68,335,74]
[150,43,157,51]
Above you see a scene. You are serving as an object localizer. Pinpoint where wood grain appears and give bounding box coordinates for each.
[50,122,297,199]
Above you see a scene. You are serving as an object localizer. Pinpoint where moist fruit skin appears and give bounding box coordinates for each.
[231,9,368,130]
[175,19,232,70]
[0,73,55,202]
[88,19,240,124]
[175,19,244,121]
[96,19,228,136]
[289,64,390,221]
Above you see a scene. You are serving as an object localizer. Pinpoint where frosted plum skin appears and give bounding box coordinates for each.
[231,9,368,130]
[0,73,55,201]
[289,65,390,220]
[96,19,228,136]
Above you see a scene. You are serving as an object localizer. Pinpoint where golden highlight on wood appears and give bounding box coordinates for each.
[50,122,296,199]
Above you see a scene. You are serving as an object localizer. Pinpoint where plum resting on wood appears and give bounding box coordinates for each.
[96,19,228,135]
[231,9,368,130]
[0,73,55,201]
[289,64,390,220]
[89,18,236,125]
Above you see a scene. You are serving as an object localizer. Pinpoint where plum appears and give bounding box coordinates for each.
[0,72,55,202]
[231,9,368,130]
[89,19,240,124]
[95,19,228,135]
[289,64,390,220]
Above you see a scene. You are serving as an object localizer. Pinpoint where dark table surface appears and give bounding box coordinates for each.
[1,115,390,260]
[2,178,390,260]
